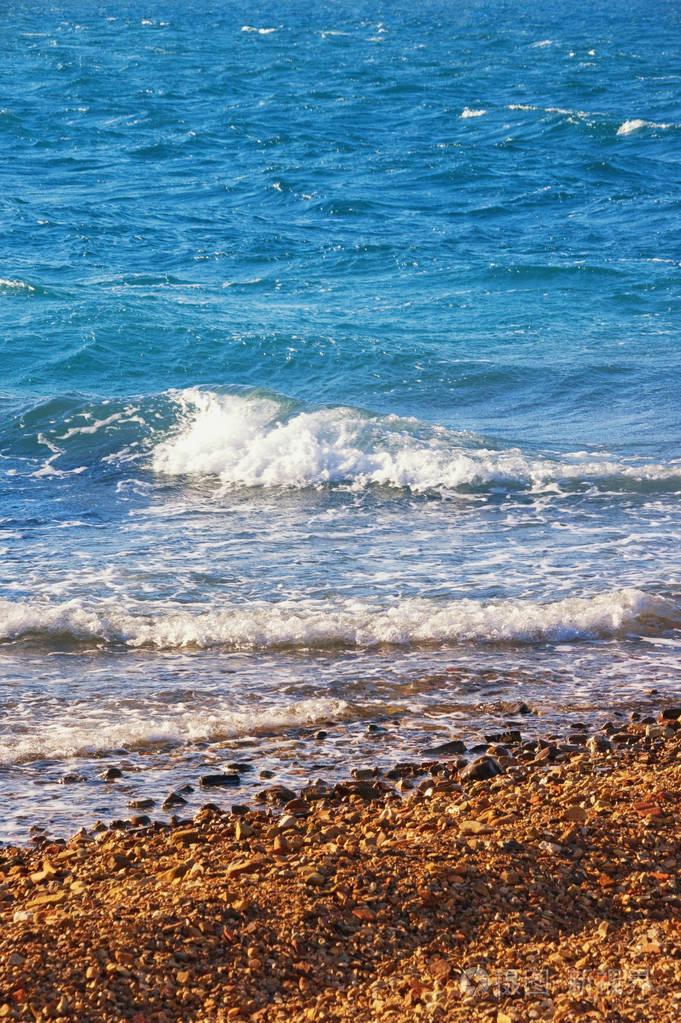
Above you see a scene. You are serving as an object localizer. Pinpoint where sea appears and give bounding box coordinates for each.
[1,0,680,843]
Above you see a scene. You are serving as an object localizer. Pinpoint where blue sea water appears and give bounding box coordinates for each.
[1,0,680,840]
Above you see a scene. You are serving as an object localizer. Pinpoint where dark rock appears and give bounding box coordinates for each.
[421,739,466,757]
[366,723,385,734]
[199,773,240,789]
[130,815,151,827]
[459,755,503,782]
[612,731,636,745]
[259,769,275,779]
[256,784,297,805]
[352,767,380,779]
[567,733,588,746]
[60,773,86,785]
[333,780,388,801]
[226,763,252,772]
[231,804,250,816]
[314,730,328,740]
[385,762,420,779]
[661,707,681,720]
[162,791,188,810]
[487,744,511,758]
[532,746,556,764]
[300,781,331,801]
[102,767,123,781]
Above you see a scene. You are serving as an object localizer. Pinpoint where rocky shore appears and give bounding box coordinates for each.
[2,709,681,1022]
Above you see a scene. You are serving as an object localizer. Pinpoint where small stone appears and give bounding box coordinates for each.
[660,707,681,720]
[226,854,268,878]
[304,871,326,886]
[587,734,612,755]
[564,805,588,822]
[235,820,254,840]
[171,829,201,845]
[102,766,123,781]
[272,834,289,854]
[459,820,493,835]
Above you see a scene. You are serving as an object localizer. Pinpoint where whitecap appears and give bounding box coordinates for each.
[0,588,676,652]
[461,107,487,118]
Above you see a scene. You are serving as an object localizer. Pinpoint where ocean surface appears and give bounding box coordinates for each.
[1,0,680,842]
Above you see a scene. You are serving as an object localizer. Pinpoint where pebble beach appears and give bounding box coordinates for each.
[2,706,681,1022]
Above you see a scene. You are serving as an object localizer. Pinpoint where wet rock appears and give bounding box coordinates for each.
[660,707,681,720]
[129,797,155,810]
[513,701,533,715]
[314,729,328,740]
[333,779,388,801]
[256,784,297,805]
[60,773,86,785]
[485,730,521,745]
[226,762,252,772]
[102,767,123,781]
[459,755,503,782]
[421,739,466,756]
[199,773,240,788]
[162,791,188,810]
[259,769,275,779]
[130,815,151,828]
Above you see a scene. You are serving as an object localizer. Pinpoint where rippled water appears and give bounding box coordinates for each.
[1,0,680,841]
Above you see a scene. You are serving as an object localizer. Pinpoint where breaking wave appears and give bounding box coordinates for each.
[0,588,677,652]
[150,389,681,495]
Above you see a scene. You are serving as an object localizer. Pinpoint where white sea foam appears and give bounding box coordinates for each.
[0,588,676,651]
[0,278,35,292]
[0,697,349,764]
[149,389,681,495]
[241,25,277,34]
[461,107,487,118]
[616,118,669,135]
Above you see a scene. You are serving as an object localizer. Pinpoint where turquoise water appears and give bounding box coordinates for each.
[1,0,680,840]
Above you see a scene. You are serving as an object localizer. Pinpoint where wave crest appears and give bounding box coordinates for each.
[0,588,676,651]
[150,389,681,495]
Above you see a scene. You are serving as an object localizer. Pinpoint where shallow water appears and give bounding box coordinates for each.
[1,0,680,841]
